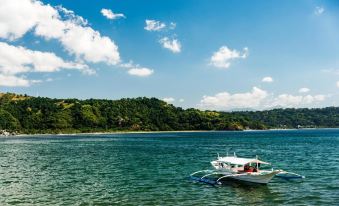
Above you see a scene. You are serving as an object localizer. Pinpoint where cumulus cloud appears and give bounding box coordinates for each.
[262,76,273,83]
[271,94,325,108]
[101,8,125,20]
[0,41,96,87]
[144,19,166,31]
[127,67,154,77]
[0,0,50,40]
[0,42,89,75]
[0,0,152,84]
[299,87,310,93]
[163,97,175,103]
[0,74,32,87]
[159,37,181,53]
[336,81,339,88]
[57,25,120,64]
[200,87,267,110]
[315,6,325,15]
[210,46,248,69]
[199,87,327,110]
[120,61,153,77]
[0,0,120,65]
[144,19,179,54]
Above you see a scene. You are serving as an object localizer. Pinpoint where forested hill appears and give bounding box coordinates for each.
[0,93,338,134]
[233,107,339,129]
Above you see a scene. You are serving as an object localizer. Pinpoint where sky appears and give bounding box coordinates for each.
[1,0,339,111]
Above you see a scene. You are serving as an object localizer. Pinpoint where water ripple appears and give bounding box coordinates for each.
[0,129,338,205]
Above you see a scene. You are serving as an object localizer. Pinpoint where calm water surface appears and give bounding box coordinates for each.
[0,129,338,205]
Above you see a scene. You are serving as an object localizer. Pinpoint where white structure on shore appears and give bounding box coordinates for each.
[0,130,14,136]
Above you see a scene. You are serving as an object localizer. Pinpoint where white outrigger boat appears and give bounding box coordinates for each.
[190,153,304,185]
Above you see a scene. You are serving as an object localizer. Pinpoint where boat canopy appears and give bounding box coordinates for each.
[216,156,270,165]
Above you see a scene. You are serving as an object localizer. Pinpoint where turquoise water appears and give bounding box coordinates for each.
[0,129,338,205]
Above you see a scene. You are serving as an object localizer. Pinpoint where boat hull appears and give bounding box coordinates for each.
[227,170,281,184]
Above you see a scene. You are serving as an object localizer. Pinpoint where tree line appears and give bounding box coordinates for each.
[0,93,338,134]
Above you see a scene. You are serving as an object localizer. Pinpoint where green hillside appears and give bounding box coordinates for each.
[0,93,338,134]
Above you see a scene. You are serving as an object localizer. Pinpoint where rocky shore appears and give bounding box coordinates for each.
[0,130,17,136]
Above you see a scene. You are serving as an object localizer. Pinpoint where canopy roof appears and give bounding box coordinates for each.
[216,156,270,165]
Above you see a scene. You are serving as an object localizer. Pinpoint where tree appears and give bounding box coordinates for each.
[0,109,21,130]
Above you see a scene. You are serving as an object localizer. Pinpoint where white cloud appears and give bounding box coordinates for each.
[271,94,325,108]
[336,81,339,88]
[159,37,181,53]
[120,61,153,77]
[101,8,125,20]
[127,67,154,77]
[0,42,89,75]
[0,0,120,65]
[299,87,310,93]
[315,6,325,15]
[179,98,184,102]
[0,0,52,40]
[163,97,175,103]
[31,79,42,84]
[0,41,95,86]
[200,87,267,110]
[199,87,327,110]
[119,61,135,69]
[210,46,248,69]
[262,76,273,83]
[144,19,166,31]
[0,0,155,85]
[58,26,120,64]
[144,20,178,54]
[0,74,31,87]
[55,6,88,26]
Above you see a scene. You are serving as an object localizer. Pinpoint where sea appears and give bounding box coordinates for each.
[0,129,338,205]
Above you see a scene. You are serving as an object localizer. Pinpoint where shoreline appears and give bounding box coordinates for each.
[1,127,338,138]
[13,130,212,137]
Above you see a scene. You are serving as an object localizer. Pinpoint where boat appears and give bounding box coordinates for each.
[190,153,304,185]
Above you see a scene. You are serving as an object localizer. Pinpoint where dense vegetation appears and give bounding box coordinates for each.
[0,93,338,134]
[234,107,339,129]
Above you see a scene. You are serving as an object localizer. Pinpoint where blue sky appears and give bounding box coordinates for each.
[0,0,339,110]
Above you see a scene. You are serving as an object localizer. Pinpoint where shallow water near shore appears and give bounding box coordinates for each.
[0,129,338,205]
